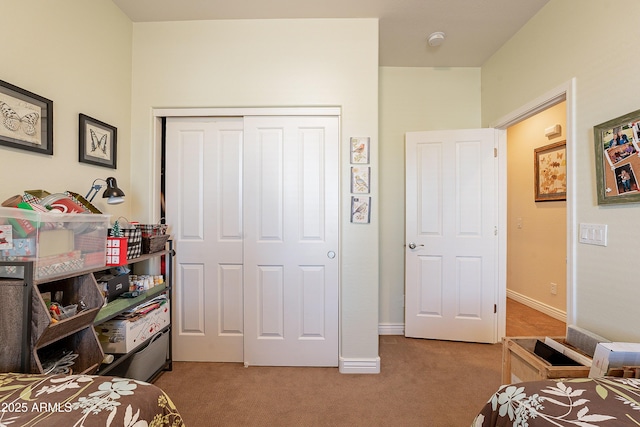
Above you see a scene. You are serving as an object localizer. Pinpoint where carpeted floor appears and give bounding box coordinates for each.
[154,299,564,426]
[154,337,502,427]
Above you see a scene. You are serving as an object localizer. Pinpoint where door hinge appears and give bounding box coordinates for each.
[494,304,497,314]
[494,147,498,158]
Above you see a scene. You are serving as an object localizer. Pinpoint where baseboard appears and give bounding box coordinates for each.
[339,357,381,374]
[378,323,404,335]
[507,290,567,322]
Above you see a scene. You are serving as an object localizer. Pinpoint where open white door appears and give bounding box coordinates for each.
[405,129,498,343]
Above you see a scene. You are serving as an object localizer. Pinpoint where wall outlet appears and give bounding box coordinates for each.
[550,282,557,295]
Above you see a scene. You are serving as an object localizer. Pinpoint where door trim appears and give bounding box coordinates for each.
[490,78,576,330]
[154,107,341,118]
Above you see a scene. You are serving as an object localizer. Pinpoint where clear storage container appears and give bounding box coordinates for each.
[0,206,110,280]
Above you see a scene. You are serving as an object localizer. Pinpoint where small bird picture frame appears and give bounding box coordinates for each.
[351,196,371,224]
[350,136,370,164]
[351,166,370,194]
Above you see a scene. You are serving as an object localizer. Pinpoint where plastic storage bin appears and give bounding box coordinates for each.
[0,206,110,280]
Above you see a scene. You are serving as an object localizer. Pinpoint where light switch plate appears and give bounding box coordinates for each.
[579,223,607,246]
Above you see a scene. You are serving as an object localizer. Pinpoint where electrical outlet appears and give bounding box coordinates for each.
[550,282,557,295]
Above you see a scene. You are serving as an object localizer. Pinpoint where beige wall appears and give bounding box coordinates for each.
[130,19,380,362]
[483,0,640,341]
[507,102,566,314]
[378,67,482,327]
[0,0,132,218]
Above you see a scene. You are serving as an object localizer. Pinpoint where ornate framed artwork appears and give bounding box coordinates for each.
[594,109,640,205]
[534,140,566,202]
[0,79,53,155]
[79,113,117,169]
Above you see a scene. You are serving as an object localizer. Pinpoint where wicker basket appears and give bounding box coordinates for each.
[142,234,170,254]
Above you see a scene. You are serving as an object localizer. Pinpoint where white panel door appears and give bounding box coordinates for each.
[166,117,244,362]
[243,116,339,366]
[405,129,498,343]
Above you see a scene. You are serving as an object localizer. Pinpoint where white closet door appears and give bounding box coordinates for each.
[242,116,339,366]
[166,117,244,362]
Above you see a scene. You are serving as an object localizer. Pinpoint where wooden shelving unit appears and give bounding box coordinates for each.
[0,263,105,375]
[0,241,174,382]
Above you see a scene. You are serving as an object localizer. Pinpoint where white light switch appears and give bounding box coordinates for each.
[578,223,607,246]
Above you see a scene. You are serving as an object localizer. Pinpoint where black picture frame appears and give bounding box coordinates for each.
[79,113,117,169]
[594,108,640,205]
[0,79,53,155]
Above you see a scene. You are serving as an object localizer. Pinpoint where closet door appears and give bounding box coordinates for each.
[242,116,339,366]
[166,117,244,362]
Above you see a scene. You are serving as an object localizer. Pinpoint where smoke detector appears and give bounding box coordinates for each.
[427,32,445,47]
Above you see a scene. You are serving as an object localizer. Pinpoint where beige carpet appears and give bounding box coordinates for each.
[154,337,503,426]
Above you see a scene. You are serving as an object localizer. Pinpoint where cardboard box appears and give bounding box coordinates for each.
[589,342,640,378]
[39,229,74,257]
[95,302,170,353]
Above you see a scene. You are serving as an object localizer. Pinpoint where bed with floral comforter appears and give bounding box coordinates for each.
[0,372,184,426]
[473,376,640,426]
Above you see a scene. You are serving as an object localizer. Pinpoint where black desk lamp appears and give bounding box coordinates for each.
[85,177,125,205]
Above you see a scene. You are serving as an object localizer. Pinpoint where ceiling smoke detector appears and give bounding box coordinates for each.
[427,32,445,47]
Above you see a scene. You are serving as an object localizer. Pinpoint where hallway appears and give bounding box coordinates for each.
[506,298,566,337]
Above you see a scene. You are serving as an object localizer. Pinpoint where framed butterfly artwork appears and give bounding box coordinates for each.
[0,79,53,155]
[79,113,117,169]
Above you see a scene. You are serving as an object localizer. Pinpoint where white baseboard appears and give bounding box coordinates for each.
[378,323,404,335]
[507,290,567,322]
[339,357,381,374]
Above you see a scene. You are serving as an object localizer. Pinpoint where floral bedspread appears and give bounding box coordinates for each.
[473,376,640,426]
[0,372,184,426]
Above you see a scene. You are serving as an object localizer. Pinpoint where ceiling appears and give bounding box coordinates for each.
[111,0,549,68]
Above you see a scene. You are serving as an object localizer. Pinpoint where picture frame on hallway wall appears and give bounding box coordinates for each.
[594,109,640,205]
[79,113,117,169]
[534,140,567,202]
[0,79,53,155]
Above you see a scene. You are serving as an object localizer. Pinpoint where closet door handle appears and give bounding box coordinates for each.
[327,251,336,259]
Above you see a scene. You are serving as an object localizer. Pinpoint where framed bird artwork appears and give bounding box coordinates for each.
[351,196,371,224]
[351,166,370,194]
[350,136,370,164]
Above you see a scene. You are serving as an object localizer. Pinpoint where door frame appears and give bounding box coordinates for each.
[490,78,577,335]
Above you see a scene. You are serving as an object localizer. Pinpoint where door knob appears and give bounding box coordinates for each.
[407,242,424,249]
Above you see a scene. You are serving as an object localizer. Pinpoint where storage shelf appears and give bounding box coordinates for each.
[0,240,173,381]
[94,283,167,325]
[97,325,171,375]
[94,242,173,383]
